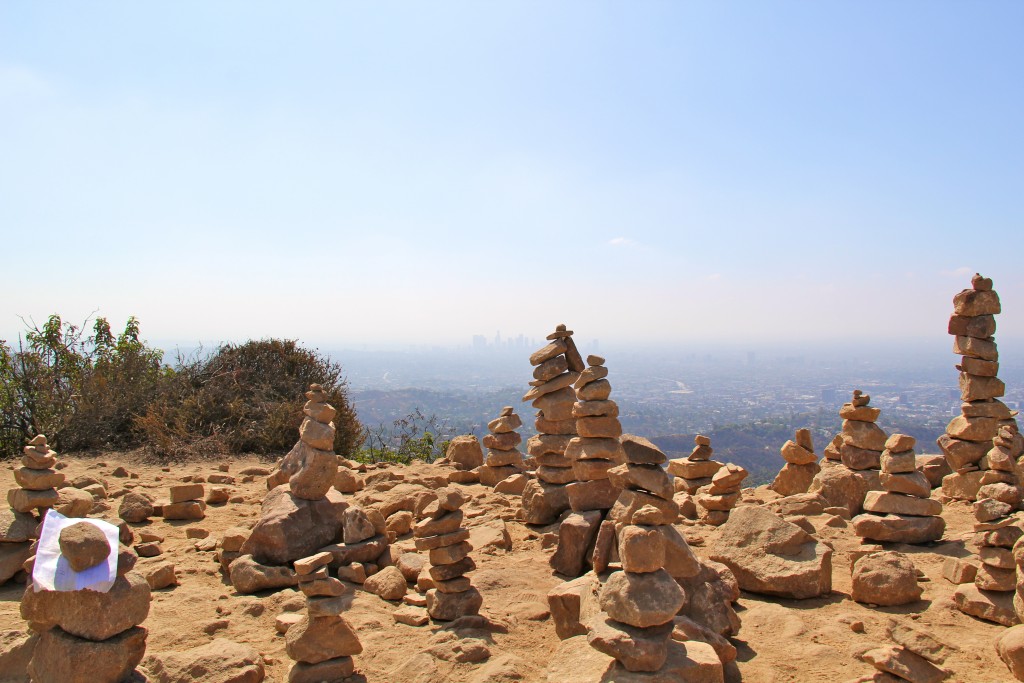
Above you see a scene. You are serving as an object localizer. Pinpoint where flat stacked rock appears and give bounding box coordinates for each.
[604,436,678,535]
[479,406,525,487]
[9,434,63,514]
[953,428,1023,626]
[696,463,748,526]
[285,551,362,682]
[521,324,584,525]
[940,274,1019,501]
[770,429,819,496]
[822,434,844,462]
[22,522,151,682]
[667,435,724,496]
[161,483,206,521]
[853,434,945,544]
[840,390,887,471]
[585,502,688,676]
[416,487,482,620]
[566,354,626,513]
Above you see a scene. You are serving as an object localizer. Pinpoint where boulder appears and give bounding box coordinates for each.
[550,511,601,577]
[285,615,362,664]
[997,625,1024,682]
[239,485,347,565]
[119,492,155,523]
[521,479,570,525]
[29,626,147,683]
[547,572,602,639]
[142,638,266,683]
[363,565,407,601]
[852,513,945,544]
[599,569,685,628]
[952,584,1018,626]
[228,555,299,594]
[808,464,879,515]
[446,435,484,470]
[851,552,923,606]
[21,571,151,641]
[708,506,832,600]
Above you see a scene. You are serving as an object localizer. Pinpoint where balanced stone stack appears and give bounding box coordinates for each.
[696,463,749,526]
[822,434,844,462]
[479,406,525,487]
[162,483,206,521]
[9,434,63,514]
[605,436,678,533]
[521,324,584,525]
[416,487,482,620]
[667,435,723,495]
[840,390,887,471]
[285,551,362,682]
[566,354,626,513]
[770,429,819,496]
[852,434,945,543]
[287,383,341,500]
[940,274,1019,501]
[585,502,687,675]
[22,522,151,682]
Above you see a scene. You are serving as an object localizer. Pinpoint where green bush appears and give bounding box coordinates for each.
[353,408,453,464]
[137,338,363,458]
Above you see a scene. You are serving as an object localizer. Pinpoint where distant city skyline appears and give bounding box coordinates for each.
[2,3,1022,347]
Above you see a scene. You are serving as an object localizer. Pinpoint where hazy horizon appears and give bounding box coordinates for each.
[2,2,1022,346]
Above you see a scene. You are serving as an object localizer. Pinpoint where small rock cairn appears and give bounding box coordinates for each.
[289,383,341,500]
[770,428,819,496]
[853,434,945,543]
[566,354,625,513]
[416,487,482,620]
[586,503,686,674]
[162,483,206,521]
[480,406,524,486]
[940,274,1019,501]
[22,521,151,682]
[667,435,723,495]
[696,462,748,526]
[521,324,584,524]
[839,390,887,472]
[9,434,63,514]
[285,551,362,682]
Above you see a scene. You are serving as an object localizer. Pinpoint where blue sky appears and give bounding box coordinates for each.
[2,2,1022,349]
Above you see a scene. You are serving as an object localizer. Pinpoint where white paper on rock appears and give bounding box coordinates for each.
[31,509,119,593]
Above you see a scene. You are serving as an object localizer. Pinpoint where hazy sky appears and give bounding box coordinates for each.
[2,2,1022,351]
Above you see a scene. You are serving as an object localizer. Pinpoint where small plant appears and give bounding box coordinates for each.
[354,408,456,464]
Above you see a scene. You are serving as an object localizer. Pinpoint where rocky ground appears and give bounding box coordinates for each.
[0,452,1015,682]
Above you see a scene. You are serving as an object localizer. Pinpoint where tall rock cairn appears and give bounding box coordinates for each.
[940,274,1019,501]
[287,383,341,500]
[416,487,482,620]
[586,503,686,674]
[696,463,748,526]
[22,522,150,682]
[9,434,63,514]
[840,390,887,472]
[286,551,362,682]
[852,434,945,544]
[480,407,524,487]
[565,354,625,513]
[521,324,584,524]
[770,429,819,496]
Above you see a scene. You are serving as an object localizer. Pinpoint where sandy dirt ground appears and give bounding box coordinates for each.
[0,453,1015,682]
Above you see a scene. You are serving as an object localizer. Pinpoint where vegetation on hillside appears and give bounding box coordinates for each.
[0,315,364,460]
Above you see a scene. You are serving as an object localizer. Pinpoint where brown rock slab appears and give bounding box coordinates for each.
[142,637,266,683]
[851,551,923,606]
[21,571,151,641]
[285,614,362,664]
[952,584,1018,626]
[426,586,483,620]
[363,565,407,601]
[29,626,147,683]
[239,485,347,566]
[585,615,672,673]
[59,521,111,572]
[228,554,299,594]
[599,569,685,628]
[550,511,602,577]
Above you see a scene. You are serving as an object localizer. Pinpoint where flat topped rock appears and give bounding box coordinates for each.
[621,435,667,465]
[530,339,568,366]
[59,521,111,572]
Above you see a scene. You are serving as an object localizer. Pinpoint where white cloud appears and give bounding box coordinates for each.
[941,266,973,278]
[608,237,637,247]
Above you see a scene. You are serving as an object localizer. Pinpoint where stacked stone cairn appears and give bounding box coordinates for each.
[667,435,723,496]
[2,435,64,586]
[161,483,206,521]
[840,390,888,472]
[521,324,584,525]
[951,424,1024,626]
[286,383,341,500]
[940,274,1020,501]
[770,429,819,496]
[9,434,63,515]
[285,551,362,682]
[479,406,525,487]
[415,487,482,620]
[696,462,749,526]
[22,521,151,682]
[585,500,687,675]
[852,434,945,543]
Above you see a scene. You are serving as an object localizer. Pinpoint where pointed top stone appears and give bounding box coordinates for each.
[972,273,993,291]
[500,406,514,417]
[28,435,47,447]
[546,324,574,340]
[694,435,711,446]
[587,354,606,367]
